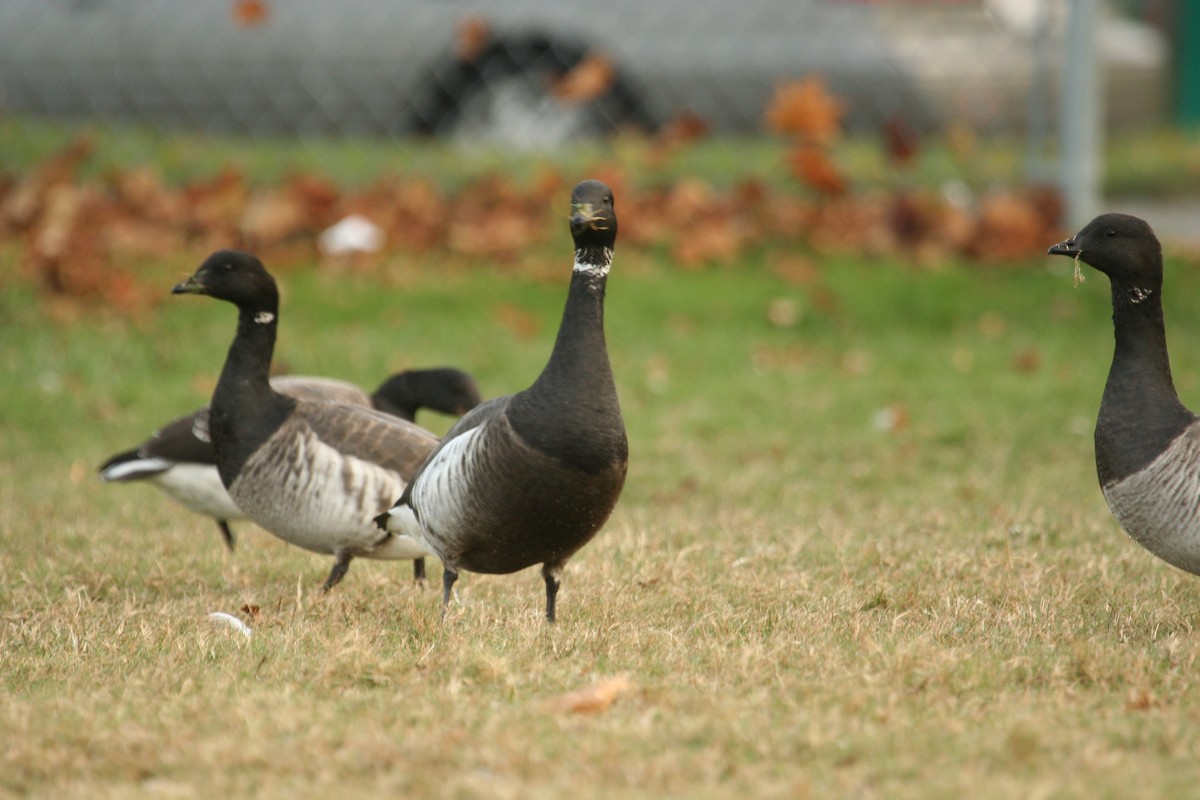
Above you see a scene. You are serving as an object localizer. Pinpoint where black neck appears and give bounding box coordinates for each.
[509,257,626,472]
[371,377,419,421]
[533,268,612,393]
[209,304,295,483]
[1095,279,1194,484]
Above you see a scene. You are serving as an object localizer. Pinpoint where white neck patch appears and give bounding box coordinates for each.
[1129,287,1153,304]
[573,248,613,277]
[255,311,275,325]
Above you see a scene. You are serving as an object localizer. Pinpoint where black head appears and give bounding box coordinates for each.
[1047,213,1162,287]
[372,368,483,419]
[172,249,278,312]
[569,180,617,251]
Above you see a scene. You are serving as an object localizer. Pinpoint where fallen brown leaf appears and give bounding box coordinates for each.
[766,297,801,328]
[1011,347,1041,374]
[494,303,541,340]
[232,0,269,27]
[1124,689,1156,712]
[765,76,844,143]
[551,53,616,105]
[787,144,847,197]
[882,114,920,167]
[455,15,492,62]
[547,675,633,714]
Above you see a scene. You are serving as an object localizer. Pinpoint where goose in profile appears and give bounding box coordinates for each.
[1049,213,1200,575]
[376,179,628,621]
[169,249,447,591]
[98,369,481,553]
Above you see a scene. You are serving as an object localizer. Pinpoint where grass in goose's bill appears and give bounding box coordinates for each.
[5,249,1200,798]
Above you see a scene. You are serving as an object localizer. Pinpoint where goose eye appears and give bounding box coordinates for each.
[1105,229,1116,238]
[220,262,234,272]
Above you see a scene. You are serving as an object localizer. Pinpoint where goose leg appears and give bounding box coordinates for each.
[322,551,353,593]
[542,562,564,623]
[216,520,236,552]
[441,568,458,618]
[413,556,426,583]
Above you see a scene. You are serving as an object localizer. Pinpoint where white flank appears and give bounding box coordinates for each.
[399,424,488,555]
[1103,426,1200,574]
[382,500,420,537]
[153,463,244,521]
[208,612,252,638]
[99,457,174,482]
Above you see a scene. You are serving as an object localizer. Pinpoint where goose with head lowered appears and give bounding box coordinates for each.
[97,368,482,555]
[376,179,629,622]
[1049,213,1200,575]
[170,249,446,591]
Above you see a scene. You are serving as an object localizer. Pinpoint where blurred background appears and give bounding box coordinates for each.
[0,0,1174,141]
[0,0,1195,289]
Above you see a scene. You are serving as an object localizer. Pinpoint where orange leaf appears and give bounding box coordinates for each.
[241,187,309,248]
[787,144,846,196]
[673,220,744,268]
[656,112,710,147]
[232,0,269,27]
[765,76,844,143]
[770,254,821,286]
[1011,347,1042,374]
[552,54,616,104]
[493,303,541,340]
[455,15,492,62]
[882,114,919,166]
[548,675,633,714]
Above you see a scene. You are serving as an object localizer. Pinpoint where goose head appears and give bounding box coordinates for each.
[173,249,279,314]
[1048,213,1162,289]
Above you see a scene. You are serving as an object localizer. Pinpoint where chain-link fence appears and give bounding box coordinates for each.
[0,1,1172,166]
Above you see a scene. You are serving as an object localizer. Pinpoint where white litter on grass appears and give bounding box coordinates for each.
[208,612,252,639]
[318,214,384,256]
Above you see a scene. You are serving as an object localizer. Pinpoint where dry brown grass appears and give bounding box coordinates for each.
[5,254,1200,798]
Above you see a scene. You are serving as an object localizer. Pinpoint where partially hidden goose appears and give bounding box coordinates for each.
[169,249,446,591]
[1049,213,1200,575]
[376,179,629,622]
[98,369,482,554]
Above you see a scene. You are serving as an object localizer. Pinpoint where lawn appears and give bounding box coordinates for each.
[4,234,1200,798]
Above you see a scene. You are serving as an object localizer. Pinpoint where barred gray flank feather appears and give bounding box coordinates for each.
[1102,426,1200,574]
[170,249,452,590]
[99,369,478,554]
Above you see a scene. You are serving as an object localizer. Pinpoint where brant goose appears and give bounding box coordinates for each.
[1049,213,1200,574]
[98,369,481,553]
[169,249,448,591]
[376,179,628,621]
[370,368,481,420]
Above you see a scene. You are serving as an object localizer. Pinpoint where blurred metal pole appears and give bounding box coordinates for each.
[1060,0,1103,228]
[1025,0,1054,182]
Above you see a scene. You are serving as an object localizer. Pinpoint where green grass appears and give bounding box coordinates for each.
[6,245,1200,798]
[11,115,1200,197]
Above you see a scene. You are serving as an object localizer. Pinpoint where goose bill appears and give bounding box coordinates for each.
[172,274,207,295]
